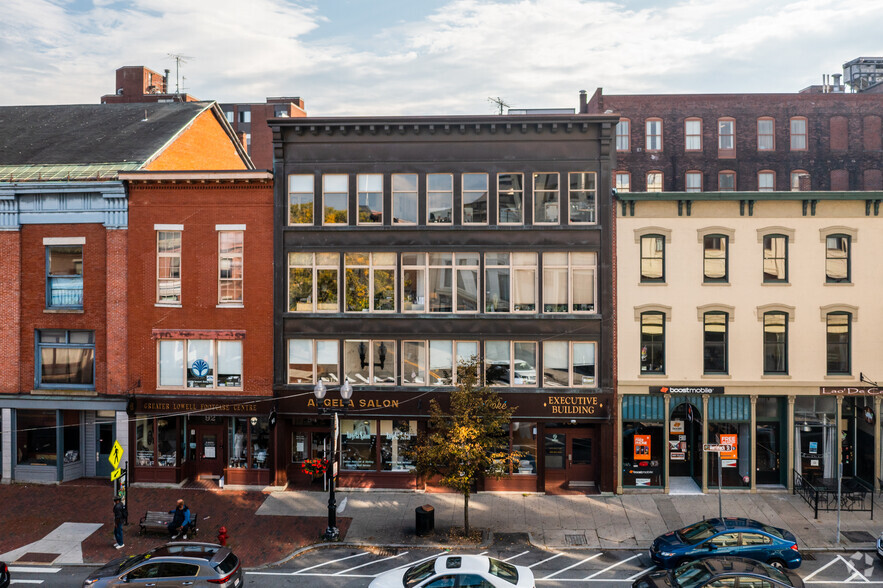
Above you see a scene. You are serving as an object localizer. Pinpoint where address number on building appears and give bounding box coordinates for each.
[703,444,734,452]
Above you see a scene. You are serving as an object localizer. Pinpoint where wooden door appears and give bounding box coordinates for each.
[568,430,596,486]
[195,426,225,478]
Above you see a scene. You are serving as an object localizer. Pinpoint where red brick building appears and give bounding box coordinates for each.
[122,170,275,486]
[0,102,253,484]
[583,88,883,193]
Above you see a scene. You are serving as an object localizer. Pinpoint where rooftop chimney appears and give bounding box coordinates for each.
[579,90,588,114]
[164,69,171,94]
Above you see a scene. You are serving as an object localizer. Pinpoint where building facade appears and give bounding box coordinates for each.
[616,190,883,494]
[272,108,620,493]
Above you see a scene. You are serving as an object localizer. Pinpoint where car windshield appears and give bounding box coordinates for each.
[677,521,717,545]
[761,525,784,539]
[756,562,791,584]
[488,558,519,584]
[672,561,713,588]
[404,559,437,587]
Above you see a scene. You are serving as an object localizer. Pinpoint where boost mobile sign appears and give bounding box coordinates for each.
[650,386,724,394]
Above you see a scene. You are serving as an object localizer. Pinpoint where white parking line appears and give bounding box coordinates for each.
[249,551,369,576]
[803,556,843,582]
[10,580,44,585]
[334,552,409,575]
[541,553,602,580]
[627,565,655,581]
[502,551,530,562]
[386,551,449,572]
[9,566,60,573]
[529,553,563,568]
[583,554,640,580]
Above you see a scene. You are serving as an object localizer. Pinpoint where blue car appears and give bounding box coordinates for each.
[649,517,802,570]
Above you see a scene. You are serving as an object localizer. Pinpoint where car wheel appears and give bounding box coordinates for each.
[768,559,786,570]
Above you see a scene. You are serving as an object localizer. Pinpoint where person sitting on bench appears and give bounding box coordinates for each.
[168,499,191,539]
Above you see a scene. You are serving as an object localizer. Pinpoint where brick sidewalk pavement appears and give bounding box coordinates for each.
[0,481,349,567]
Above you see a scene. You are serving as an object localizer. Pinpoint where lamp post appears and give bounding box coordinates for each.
[313,378,353,541]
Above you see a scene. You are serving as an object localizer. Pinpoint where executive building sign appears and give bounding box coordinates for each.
[820,386,883,395]
[649,386,724,395]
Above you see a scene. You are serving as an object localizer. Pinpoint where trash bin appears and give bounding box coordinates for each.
[415,504,435,536]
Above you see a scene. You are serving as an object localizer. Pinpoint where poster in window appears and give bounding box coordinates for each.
[809,441,818,454]
[670,419,684,434]
[720,433,737,467]
[670,451,686,460]
[634,435,651,460]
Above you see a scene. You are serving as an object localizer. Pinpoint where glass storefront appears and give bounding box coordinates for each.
[794,396,836,482]
[842,397,875,483]
[228,417,271,470]
[341,419,376,470]
[62,410,81,464]
[707,396,750,488]
[623,422,664,487]
[17,410,57,466]
[380,420,416,471]
[135,416,183,468]
[755,397,785,486]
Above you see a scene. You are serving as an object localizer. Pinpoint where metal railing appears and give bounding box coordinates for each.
[792,469,874,519]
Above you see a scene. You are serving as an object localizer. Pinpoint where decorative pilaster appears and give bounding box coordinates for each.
[750,395,757,493]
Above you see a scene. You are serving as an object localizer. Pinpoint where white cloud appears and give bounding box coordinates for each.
[1,0,882,114]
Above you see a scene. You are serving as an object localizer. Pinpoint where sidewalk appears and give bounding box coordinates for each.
[0,481,878,569]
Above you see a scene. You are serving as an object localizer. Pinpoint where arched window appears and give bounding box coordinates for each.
[757,117,775,150]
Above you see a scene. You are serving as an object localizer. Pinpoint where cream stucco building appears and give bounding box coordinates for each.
[616,191,883,495]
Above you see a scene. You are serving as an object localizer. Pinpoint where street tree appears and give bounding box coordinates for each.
[410,358,519,535]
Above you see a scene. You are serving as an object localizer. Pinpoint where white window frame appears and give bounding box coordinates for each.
[685,118,702,151]
[790,117,808,151]
[568,171,597,224]
[218,230,243,305]
[685,171,702,193]
[615,172,631,193]
[484,252,537,313]
[645,119,663,151]
[533,172,560,225]
[542,252,597,314]
[344,339,396,385]
[646,171,663,192]
[287,339,339,384]
[356,173,383,226]
[322,174,349,226]
[497,173,524,225]
[427,173,453,225]
[758,171,775,192]
[401,252,480,314]
[156,229,182,304]
[392,173,418,225]
[344,252,397,313]
[718,118,735,152]
[288,174,314,225]
[462,173,489,225]
[616,119,630,151]
[484,340,538,387]
[542,341,597,388]
[288,252,339,312]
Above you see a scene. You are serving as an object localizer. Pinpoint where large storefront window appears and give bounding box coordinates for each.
[623,422,664,487]
[843,397,874,483]
[17,410,57,466]
[755,397,785,486]
[794,396,836,482]
[135,417,182,467]
[512,422,537,475]
[381,420,416,471]
[251,418,270,469]
[707,396,750,488]
[341,419,376,470]
[156,417,178,467]
[228,417,271,469]
[135,418,155,466]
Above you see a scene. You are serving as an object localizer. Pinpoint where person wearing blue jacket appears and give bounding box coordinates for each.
[168,498,191,539]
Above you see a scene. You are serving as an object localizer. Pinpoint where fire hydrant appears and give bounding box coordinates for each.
[217,526,229,547]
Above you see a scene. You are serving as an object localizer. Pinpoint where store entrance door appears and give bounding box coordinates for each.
[669,403,702,484]
[95,422,114,478]
[544,428,597,490]
[289,428,332,488]
[195,426,225,479]
[755,422,781,485]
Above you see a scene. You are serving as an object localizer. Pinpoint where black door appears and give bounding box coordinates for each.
[755,422,781,485]
[96,422,114,477]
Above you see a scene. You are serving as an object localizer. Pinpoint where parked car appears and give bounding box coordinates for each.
[633,556,804,587]
[369,554,535,588]
[82,542,241,587]
[649,517,801,570]
[877,530,883,561]
[0,561,9,588]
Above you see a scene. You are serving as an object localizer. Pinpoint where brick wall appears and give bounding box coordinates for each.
[106,229,128,396]
[0,231,21,393]
[588,91,883,192]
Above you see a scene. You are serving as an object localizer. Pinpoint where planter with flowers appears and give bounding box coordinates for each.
[301,458,328,482]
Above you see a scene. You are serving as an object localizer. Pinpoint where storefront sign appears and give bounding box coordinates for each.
[820,386,883,395]
[670,451,686,460]
[720,434,737,467]
[634,435,651,460]
[543,395,604,415]
[139,399,259,414]
[670,419,684,434]
[651,386,724,394]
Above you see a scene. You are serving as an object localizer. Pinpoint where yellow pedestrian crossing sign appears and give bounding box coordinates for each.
[110,468,122,481]
[108,440,124,470]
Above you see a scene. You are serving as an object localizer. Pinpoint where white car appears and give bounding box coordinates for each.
[369,554,535,588]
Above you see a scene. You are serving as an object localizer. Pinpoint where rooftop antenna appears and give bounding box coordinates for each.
[488,96,511,115]
[167,53,194,95]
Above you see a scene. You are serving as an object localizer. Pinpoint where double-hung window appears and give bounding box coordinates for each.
[685,171,702,192]
[790,117,808,151]
[703,312,728,374]
[718,171,736,191]
[543,252,596,313]
[616,119,630,151]
[640,235,665,282]
[402,252,479,313]
[533,172,560,224]
[288,252,339,312]
[357,174,383,225]
[543,341,596,387]
[645,119,662,151]
[646,171,663,192]
[569,172,596,223]
[218,230,243,304]
[758,171,775,192]
[484,252,537,312]
[826,312,851,375]
[158,339,242,388]
[36,330,94,388]
[157,230,181,303]
[287,339,339,384]
[345,253,396,312]
[392,174,418,224]
[762,235,788,282]
[323,174,349,225]
[825,235,850,283]
[498,173,524,224]
[427,173,453,224]
[46,244,83,308]
[462,173,488,224]
[763,312,788,374]
[685,118,702,151]
[485,341,537,387]
[703,235,728,282]
[615,172,631,193]
[288,175,314,224]
[640,313,665,374]
[757,117,775,150]
[718,118,735,156]
[345,340,396,385]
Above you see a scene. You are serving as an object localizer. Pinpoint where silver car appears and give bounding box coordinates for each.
[83,542,242,587]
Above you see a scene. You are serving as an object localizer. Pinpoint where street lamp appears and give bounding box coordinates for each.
[313,378,353,541]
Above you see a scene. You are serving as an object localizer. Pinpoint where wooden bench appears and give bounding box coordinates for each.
[139,510,198,537]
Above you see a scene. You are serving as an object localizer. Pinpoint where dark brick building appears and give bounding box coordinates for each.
[583,88,883,193]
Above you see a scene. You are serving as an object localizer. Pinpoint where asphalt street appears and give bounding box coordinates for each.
[18,547,883,587]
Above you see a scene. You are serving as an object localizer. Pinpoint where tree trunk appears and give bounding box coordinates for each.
[464,490,470,535]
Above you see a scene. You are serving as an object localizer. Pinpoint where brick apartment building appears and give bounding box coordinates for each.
[583,88,883,193]
[0,102,253,484]
[101,65,307,170]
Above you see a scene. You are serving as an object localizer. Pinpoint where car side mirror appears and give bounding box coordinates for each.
[706,542,717,550]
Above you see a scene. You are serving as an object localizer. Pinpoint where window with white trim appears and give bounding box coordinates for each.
[498,173,524,224]
[427,173,453,224]
[543,252,596,313]
[485,252,537,312]
[323,174,348,225]
[159,339,242,389]
[288,174,314,224]
[345,252,396,312]
[569,172,596,223]
[392,174,418,224]
[616,119,630,151]
[533,172,560,224]
[402,252,479,313]
[157,230,181,303]
[345,340,395,385]
[357,174,383,225]
[485,341,537,386]
[218,231,243,304]
[287,339,339,384]
[685,118,702,151]
[462,173,488,224]
[543,341,596,387]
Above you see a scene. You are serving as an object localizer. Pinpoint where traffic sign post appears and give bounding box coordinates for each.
[108,441,128,524]
[703,444,734,522]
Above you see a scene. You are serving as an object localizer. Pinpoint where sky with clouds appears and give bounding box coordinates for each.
[3,0,881,115]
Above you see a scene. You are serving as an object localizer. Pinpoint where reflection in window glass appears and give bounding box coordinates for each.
[498,173,523,224]
[402,253,426,312]
[533,173,559,224]
[186,340,213,388]
[403,341,426,384]
[288,174,314,224]
[719,172,735,191]
[543,252,595,313]
[427,174,453,224]
[157,416,178,467]
[826,312,850,375]
[640,235,664,282]
[763,312,787,374]
[543,341,568,387]
[826,235,850,283]
[288,340,313,384]
[251,417,270,469]
[462,173,488,224]
[485,253,510,312]
[135,417,155,467]
[317,340,339,383]
[323,174,348,225]
[640,313,665,374]
[393,174,418,224]
[763,235,787,282]
[703,235,728,282]
[513,342,537,386]
[456,341,479,381]
[703,312,728,374]
[341,419,376,470]
[569,172,596,223]
[17,410,57,466]
[573,343,595,386]
[381,420,416,470]
[429,340,453,385]
[485,341,510,386]
[357,174,382,224]
[512,422,537,474]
